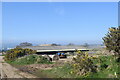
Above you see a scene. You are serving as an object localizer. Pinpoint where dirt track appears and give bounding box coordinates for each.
[0,56,38,78]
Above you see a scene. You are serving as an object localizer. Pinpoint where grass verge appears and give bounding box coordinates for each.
[6,54,53,65]
[33,55,120,78]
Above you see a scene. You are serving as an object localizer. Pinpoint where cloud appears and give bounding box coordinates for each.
[55,7,65,16]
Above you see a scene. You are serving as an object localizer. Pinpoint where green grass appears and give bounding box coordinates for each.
[6,54,120,78]
[33,55,120,78]
[6,54,53,65]
[88,55,120,78]
[34,63,76,78]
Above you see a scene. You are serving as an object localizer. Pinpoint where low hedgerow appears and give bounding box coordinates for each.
[4,48,36,61]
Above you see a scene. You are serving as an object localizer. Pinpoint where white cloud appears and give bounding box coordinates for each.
[55,8,65,16]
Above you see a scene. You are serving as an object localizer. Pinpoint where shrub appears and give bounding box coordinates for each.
[72,51,97,76]
[100,64,108,69]
[4,48,36,61]
[36,56,51,64]
[103,27,120,59]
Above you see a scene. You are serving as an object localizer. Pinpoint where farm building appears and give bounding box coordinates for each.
[21,45,89,60]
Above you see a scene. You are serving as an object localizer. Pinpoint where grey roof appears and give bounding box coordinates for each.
[21,46,87,50]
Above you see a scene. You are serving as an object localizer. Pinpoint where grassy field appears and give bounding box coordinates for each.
[33,55,120,78]
[6,54,120,78]
[33,63,75,78]
[6,55,53,65]
[88,56,119,78]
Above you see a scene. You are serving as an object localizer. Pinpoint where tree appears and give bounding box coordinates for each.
[83,43,89,48]
[103,27,120,59]
[16,42,33,47]
[51,43,61,46]
[67,43,74,46]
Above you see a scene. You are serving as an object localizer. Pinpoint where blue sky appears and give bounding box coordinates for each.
[2,2,118,47]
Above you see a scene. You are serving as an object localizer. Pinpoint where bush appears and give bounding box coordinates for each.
[4,48,36,61]
[88,55,120,78]
[103,27,120,58]
[36,55,51,64]
[100,64,108,69]
[72,51,97,76]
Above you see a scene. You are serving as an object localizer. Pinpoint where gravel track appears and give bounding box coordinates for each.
[0,55,38,78]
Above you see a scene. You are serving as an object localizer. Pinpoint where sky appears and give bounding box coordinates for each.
[1,0,120,2]
[2,2,118,48]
